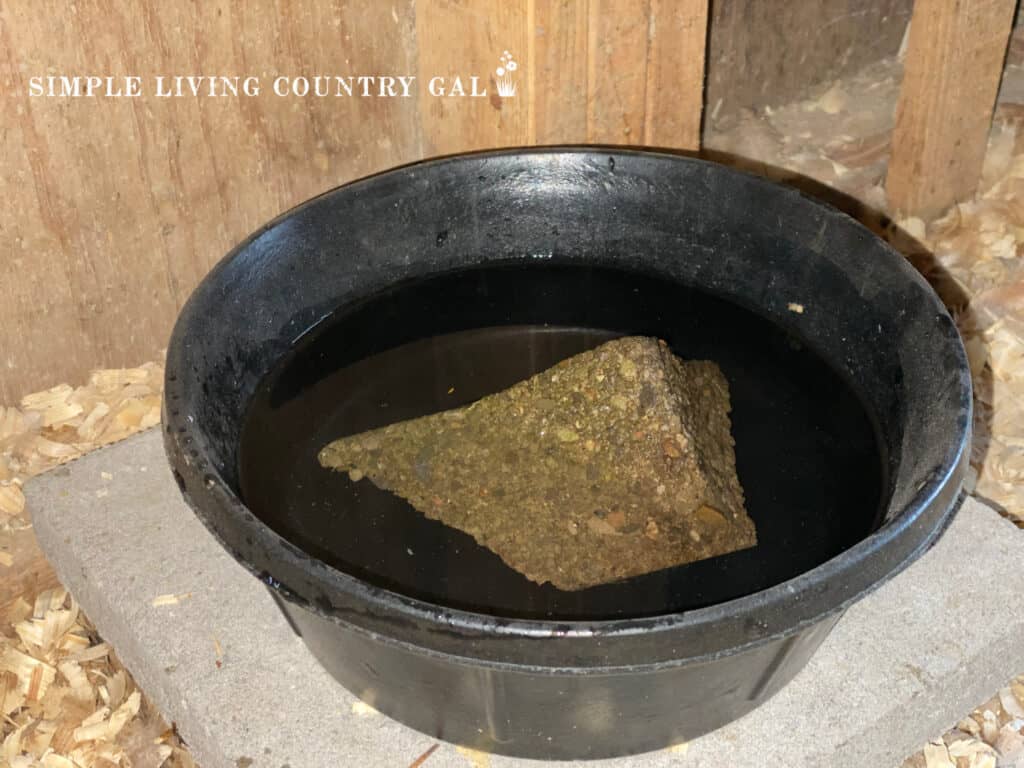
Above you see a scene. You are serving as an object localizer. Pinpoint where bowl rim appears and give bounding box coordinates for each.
[163,146,972,669]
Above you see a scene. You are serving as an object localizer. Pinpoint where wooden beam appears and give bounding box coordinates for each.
[585,0,709,149]
[886,0,1016,219]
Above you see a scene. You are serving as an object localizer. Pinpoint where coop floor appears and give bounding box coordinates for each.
[3,35,1024,766]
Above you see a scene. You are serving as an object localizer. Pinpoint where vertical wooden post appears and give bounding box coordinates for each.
[584,0,709,149]
[886,0,1016,219]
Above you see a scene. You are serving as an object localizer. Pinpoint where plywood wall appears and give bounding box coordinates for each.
[0,0,709,402]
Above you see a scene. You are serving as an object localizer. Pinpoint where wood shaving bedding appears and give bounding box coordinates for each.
[0,362,162,532]
[0,360,196,767]
[0,586,194,768]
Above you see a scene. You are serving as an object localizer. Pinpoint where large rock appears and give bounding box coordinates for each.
[320,336,756,590]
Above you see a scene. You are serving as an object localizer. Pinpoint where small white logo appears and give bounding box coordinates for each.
[495,50,518,98]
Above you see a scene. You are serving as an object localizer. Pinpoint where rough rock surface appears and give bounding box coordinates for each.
[320,337,756,590]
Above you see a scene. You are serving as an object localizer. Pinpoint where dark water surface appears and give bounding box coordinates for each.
[239,262,884,620]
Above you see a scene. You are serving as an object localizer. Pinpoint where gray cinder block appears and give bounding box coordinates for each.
[26,430,1024,768]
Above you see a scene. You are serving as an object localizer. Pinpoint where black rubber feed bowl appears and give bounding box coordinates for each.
[164,148,971,760]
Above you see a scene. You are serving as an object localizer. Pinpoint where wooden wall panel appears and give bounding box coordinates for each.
[0,1,422,403]
[534,0,708,147]
[533,0,589,143]
[0,0,710,403]
[886,0,1016,218]
[587,0,652,143]
[415,0,531,154]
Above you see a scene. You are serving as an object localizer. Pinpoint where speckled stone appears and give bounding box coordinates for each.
[320,337,755,590]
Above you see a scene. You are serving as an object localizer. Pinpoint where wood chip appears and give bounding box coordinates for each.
[351,700,379,717]
[814,82,848,114]
[1,669,24,716]
[88,368,151,390]
[20,385,79,427]
[0,483,25,520]
[0,647,56,702]
[58,661,94,703]
[923,741,955,768]
[69,643,110,664]
[150,593,192,607]
[41,754,76,768]
[408,742,440,768]
[32,588,67,619]
[1000,686,1024,719]
[455,746,491,768]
